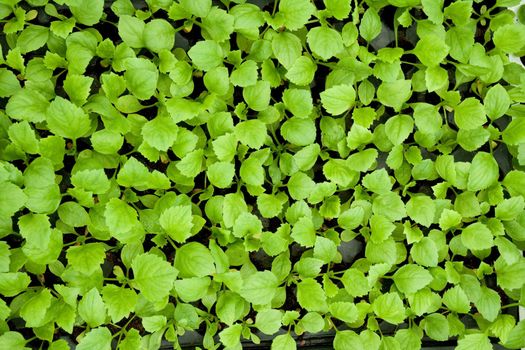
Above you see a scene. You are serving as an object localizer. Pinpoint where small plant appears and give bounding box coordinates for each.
[0,0,525,349]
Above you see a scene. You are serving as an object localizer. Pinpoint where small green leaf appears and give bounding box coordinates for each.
[278,0,315,31]
[188,40,224,71]
[461,222,493,251]
[66,243,106,275]
[484,84,510,120]
[454,98,486,130]
[320,84,356,115]
[467,152,499,191]
[393,264,433,294]
[377,80,412,111]
[78,287,106,327]
[174,242,215,278]
[372,292,406,324]
[159,205,194,243]
[46,97,91,139]
[297,278,328,312]
[76,327,112,350]
[240,271,278,305]
[131,253,178,302]
[306,26,344,60]
[101,285,137,323]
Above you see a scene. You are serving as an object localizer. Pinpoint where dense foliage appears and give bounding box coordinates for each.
[1,0,525,349]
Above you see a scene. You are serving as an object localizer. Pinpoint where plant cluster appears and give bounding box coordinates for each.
[0,0,525,349]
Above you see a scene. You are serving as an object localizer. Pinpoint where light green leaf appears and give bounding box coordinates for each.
[493,23,525,53]
[442,286,471,313]
[297,278,328,312]
[413,35,449,67]
[406,195,435,227]
[101,285,137,323]
[0,68,21,97]
[104,198,139,235]
[278,0,315,31]
[243,80,271,111]
[474,286,500,322]
[20,289,52,327]
[6,89,49,123]
[461,222,493,251]
[385,114,414,145]
[234,119,267,149]
[174,242,215,278]
[393,264,433,294]
[467,152,499,191]
[377,80,412,111]
[160,205,194,243]
[131,253,178,302]
[0,272,31,297]
[63,74,93,106]
[78,287,106,327]
[372,292,406,324]
[272,32,302,69]
[16,25,49,53]
[188,40,224,71]
[207,161,235,189]
[142,116,178,151]
[202,7,234,42]
[118,15,145,48]
[307,26,344,60]
[66,0,104,26]
[271,333,296,350]
[285,56,317,86]
[281,117,316,146]
[124,58,159,100]
[321,84,356,115]
[143,19,175,53]
[240,271,278,305]
[46,97,91,139]
[484,84,510,120]
[66,243,106,275]
[359,8,382,42]
[454,97,486,130]
[76,327,112,350]
[329,302,358,323]
[456,333,492,350]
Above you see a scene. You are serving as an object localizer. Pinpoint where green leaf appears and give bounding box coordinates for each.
[291,216,316,247]
[324,0,351,20]
[272,32,302,69]
[124,58,159,100]
[71,169,110,194]
[174,242,215,278]
[493,23,525,54]
[202,7,234,42]
[278,0,315,31]
[385,114,414,145]
[234,119,267,149]
[474,286,500,322]
[495,197,525,221]
[461,222,494,251]
[297,278,328,312]
[456,333,492,350]
[174,276,210,302]
[411,238,439,267]
[240,271,278,305]
[219,324,242,348]
[329,302,358,323]
[131,253,178,302]
[63,74,93,106]
[46,96,91,139]
[362,169,393,194]
[207,161,235,189]
[285,56,317,86]
[16,25,49,53]
[442,286,471,313]
[142,116,178,152]
[454,97,486,130]
[78,287,106,327]
[8,121,40,154]
[101,285,137,323]
[370,214,395,243]
[393,264,433,294]
[0,272,31,297]
[372,292,406,324]
[243,80,271,112]
[160,205,193,243]
[66,0,104,26]
[20,289,53,327]
[281,117,316,146]
[503,117,525,145]
[66,243,106,275]
[283,89,313,118]
[421,0,444,24]
[320,84,356,115]
[271,333,296,350]
[6,89,49,123]
[406,195,435,227]
[484,84,510,120]
[423,313,449,341]
[230,60,258,87]
[76,327,112,350]
[413,35,449,67]
[180,0,211,17]
[143,19,175,53]
[118,15,145,48]
[0,332,29,350]
[306,26,344,60]
[58,202,90,227]
[104,198,139,235]
[0,68,21,97]
[90,130,124,155]
[467,152,499,191]
[188,40,224,71]
[359,8,382,42]
[377,80,412,111]
[176,149,203,178]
